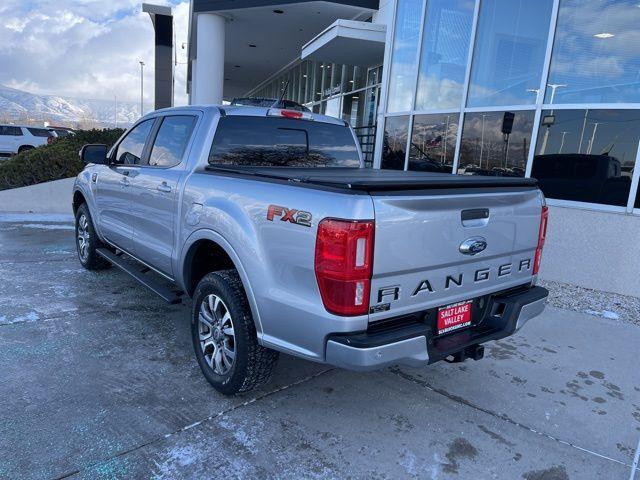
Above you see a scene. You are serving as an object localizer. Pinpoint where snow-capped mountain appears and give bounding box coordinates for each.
[0,85,140,128]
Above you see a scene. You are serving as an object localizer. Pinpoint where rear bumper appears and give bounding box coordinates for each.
[325,285,548,371]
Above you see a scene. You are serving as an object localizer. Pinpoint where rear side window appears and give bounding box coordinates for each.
[208,116,360,167]
[115,119,154,165]
[148,115,197,167]
[0,126,23,136]
[27,127,51,137]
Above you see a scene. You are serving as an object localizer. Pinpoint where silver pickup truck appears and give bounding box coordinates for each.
[73,105,549,395]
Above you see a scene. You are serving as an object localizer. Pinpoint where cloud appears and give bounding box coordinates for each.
[0,0,190,106]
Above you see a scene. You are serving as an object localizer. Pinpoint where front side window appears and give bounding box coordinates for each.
[458,110,534,176]
[409,113,459,173]
[531,109,640,207]
[148,116,197,167]
[467,0,553,107]
[115,119,154,165]
[415,0,474,110]
[545,0,640,104]
[209,116,360,168]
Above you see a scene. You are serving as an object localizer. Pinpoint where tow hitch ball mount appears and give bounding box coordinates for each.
[445,344,485,363]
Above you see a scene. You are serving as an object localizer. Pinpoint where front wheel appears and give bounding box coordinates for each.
[75,203,109,270]
[191,270,278,395]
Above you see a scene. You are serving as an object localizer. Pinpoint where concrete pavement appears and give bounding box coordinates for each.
[0,218,638,479]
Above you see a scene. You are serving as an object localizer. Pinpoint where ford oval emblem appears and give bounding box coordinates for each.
[459,236,487,256]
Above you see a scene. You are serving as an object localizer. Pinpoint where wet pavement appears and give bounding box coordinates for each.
[1,217,639,479]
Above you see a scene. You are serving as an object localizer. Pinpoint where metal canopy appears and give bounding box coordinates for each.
[301,19,385,67]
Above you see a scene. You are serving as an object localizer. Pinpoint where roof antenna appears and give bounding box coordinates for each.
[277,80,290,107]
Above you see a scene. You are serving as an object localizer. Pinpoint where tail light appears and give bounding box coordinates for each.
[315,218,374,316]
[533,206,549,275]
[47,136,55,144]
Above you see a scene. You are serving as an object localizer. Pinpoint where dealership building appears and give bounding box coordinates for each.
[179,0,640,297]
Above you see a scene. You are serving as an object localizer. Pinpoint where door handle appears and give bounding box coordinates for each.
[157,182,172,193]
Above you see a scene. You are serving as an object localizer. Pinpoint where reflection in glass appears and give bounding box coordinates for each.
[409,113,459,172]
[532,109,640,207]
[458,110,534,176]
[209,117,360,168]
[387,0,423,112]
[381,115,410,170]
[546,0,640,104]
[467,0,553,107]
[415,0,474,110]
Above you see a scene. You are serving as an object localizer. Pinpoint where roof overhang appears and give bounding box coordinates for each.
[188,1,379,99]
[301,19,385,67]
[192,0,379,12]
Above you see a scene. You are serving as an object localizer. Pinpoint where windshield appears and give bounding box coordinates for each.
[208,116,361,168]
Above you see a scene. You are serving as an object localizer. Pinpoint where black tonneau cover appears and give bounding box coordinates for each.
[205,166,538,192]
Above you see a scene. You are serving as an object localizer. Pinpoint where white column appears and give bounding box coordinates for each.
[194,13,225,105]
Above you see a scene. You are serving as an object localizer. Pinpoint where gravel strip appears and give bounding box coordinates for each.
[539,279,640,327]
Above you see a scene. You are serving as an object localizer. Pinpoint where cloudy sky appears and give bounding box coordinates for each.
[0,0,190,106]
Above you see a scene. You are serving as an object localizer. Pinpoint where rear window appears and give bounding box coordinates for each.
[27,128,51,137]
[208,116,360,168]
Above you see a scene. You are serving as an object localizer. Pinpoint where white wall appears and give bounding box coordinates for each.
[0,178,74,215]
[539,205,640,297]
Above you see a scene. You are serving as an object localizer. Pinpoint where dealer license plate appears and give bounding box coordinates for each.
[437,300,473,335]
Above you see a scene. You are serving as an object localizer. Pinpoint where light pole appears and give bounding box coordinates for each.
[539,83,567,155]
[559,131,568,153]
[479,114,488,168]
[139,61,145,117]
[587,122,600,155]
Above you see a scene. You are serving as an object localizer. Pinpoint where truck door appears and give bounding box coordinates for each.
[95,118,154,253]
[129,115,197,277]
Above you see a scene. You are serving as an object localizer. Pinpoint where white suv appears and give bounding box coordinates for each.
[0,125,55,157]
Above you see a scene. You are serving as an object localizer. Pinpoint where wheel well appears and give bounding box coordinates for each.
[18,145,35,152]
[183,239,236,297]
[72,191,86,215]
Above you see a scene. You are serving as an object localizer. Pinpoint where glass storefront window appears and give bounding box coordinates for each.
[387,0,423,112]
[546,0,640,104]
[531,109,640,207]
[415,0,474,110]
[301,62,309,104]
[343,65,354,93]
[458,110,534,176]
[381,115,410,170]
[353,66,367,91]
[409,113,459,172]
[321,63,332,98]
[313,62,323,102]
[467,0,553,107]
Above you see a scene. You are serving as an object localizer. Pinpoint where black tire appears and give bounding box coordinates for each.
[75,203,110,270]
[191,270,278,395]
[18,145,35,154]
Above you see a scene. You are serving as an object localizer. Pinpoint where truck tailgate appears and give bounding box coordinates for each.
[369,187,542,322]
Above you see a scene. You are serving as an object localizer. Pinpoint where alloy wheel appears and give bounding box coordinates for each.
[198,294,236,375]
[77,214,90,262]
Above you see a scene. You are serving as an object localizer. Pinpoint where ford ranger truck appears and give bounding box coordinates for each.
[73,106,549,395]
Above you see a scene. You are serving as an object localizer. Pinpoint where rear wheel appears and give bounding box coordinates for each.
[75,203,109,270]
[191,270,278,395]
[17,145,34,154]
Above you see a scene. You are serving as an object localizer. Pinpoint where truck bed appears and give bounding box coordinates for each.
[204,166,538,192]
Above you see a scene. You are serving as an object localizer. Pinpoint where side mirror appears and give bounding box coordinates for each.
[79,144,109,165]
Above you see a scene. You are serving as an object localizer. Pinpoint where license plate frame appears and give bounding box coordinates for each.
[437,300,473,335]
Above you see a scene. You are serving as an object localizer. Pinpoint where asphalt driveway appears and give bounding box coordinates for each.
[1,216,639,479]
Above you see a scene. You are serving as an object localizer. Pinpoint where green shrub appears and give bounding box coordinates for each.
[0,129,124,191]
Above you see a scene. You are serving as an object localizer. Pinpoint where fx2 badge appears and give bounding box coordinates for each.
[267,205,312,227]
